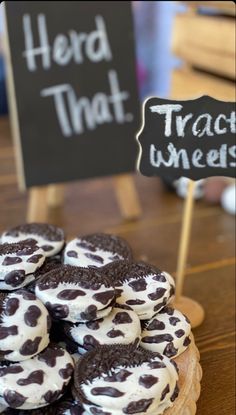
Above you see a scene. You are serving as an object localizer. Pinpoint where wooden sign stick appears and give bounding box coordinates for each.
[175,180,195,300]
[174,180,205,328]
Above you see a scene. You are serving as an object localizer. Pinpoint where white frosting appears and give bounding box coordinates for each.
[63,238,123,268]
[82,355,178,415]
[0,348,74,410]
[35,281,114,323]
[140,308,191,358]
[116,272,175,320]
[70,306,141,352]
[1,232,64,257]
[0,291,50,361]
[0,247,45,280]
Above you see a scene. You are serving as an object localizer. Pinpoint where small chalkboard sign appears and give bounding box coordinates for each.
[4,1,140,189]
[137,96,236,180]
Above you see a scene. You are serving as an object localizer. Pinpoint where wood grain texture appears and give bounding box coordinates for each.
[182,1,236,16]
[173,4,235,81]
[171,69,235,101]
[0,116,235,414]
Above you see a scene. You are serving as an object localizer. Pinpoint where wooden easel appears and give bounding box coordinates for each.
[27,178,142,222]
[3,4,142,225]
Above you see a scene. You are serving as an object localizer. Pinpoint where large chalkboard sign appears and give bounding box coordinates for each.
[4,1,140,188]
[137,96,236,180]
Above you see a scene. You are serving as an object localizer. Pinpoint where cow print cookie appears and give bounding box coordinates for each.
[0,289,51,362]
[73,344,179,415]
[1,223,65,258]
[35,265,116,323]
[0,345,74,411]
[103,261,175,320]
[64,305,141,354]
[0,240,45,290]
[140,307,192,359]
[63,233,132,269]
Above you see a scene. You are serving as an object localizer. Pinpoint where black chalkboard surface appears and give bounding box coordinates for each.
[4,1,140,188]
[137,96,236,180]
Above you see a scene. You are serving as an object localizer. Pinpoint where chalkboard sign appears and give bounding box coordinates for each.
[137,96,236,180]
[4,1,140,188]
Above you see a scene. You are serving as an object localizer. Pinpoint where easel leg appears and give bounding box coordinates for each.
[173,180,205,328]
[47,184,64,208]
[27,187,48,223]
[113,174,142,220]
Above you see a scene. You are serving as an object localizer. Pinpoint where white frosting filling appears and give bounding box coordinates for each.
[0,292,50,361]
[63,238,123,268]
[35,281,114,323]
[82,355,178,415]
[0,348,74,410]
[1,232,64,257]
[140,308,191,358]
[70,307,141,352]
[116,272,175,320]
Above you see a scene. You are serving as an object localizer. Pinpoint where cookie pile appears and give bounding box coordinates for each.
[0,223,192,415]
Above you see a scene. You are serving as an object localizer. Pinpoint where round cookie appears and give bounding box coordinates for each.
[1,223,65,257]
[103,261,175,320]
[73,344,179,415]
[0,240,45,290]
[63,233,132,268]
[140,306,191,358]
[0,345,74,411]
[64,305,141,354]
[0,289,51,362]
[35,265,116,323]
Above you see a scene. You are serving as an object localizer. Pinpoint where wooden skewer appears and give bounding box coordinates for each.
[175,179,196,301]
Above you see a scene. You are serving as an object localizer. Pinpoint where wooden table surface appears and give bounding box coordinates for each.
[0,116,235,414]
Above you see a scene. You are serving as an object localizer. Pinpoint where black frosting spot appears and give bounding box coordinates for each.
[148,287,166,301]
[123,398,153,413]
[139,374,159,388]
[128,279,147,292]
[163,342,178,358]
[17,370,44,386]
[19,336,42,356]
[4,270,26,287]
[4,297,20,316]
[91,387,124,397]
[38,345,65,367]
[24,305,42,327]
[45,302,69,320]
[3,390,27,408]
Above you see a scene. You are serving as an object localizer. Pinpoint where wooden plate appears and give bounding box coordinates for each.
[165,335,202,415]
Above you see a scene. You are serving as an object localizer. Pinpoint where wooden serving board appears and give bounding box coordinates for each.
[165,335,202,415]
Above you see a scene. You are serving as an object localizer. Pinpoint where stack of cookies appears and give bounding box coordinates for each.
[0,224,192,415]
